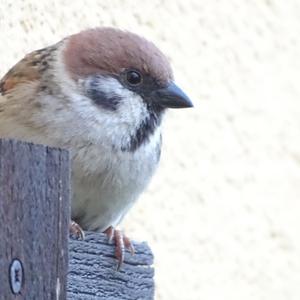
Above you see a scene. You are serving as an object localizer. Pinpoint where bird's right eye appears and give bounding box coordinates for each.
[126,70,143,86]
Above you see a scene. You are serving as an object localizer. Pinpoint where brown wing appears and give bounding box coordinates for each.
[0,45,58,95]
[0,52,42,95]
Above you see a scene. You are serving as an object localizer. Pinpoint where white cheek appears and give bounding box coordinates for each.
[83,77,149,138]
[34,51,150,149]
[49,75,149,148]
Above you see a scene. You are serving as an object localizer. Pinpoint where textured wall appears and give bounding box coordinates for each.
[1,1,300,299]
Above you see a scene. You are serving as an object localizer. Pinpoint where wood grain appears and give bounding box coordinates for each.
[0,139,70,300]
[0,139,154,300]
[68,232,154,300]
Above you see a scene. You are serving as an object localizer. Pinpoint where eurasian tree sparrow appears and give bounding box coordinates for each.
[0,27,193,269]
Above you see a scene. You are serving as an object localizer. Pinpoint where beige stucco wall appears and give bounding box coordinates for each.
[1,1,300,299]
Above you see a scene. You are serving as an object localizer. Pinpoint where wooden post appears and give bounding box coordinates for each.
[0,139,154,300]
[0,139,70,300]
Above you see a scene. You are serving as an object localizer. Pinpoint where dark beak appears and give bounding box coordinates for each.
[152,82,193,108]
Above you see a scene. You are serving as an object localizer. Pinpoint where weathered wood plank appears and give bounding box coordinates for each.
[0,139,70,300]
[68,232,154,300]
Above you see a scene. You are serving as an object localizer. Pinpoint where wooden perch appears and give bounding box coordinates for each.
[0,139,154,300]
[68,232,154,300]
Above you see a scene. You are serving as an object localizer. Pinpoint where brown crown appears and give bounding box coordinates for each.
[63,27,173,86]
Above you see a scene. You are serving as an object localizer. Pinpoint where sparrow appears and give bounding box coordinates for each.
[0,27,193,269]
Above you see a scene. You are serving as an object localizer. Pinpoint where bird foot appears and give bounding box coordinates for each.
[103,226,135,270]
[69,220,85,240]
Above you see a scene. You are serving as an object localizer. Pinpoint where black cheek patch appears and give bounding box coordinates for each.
[87,88,121,111]
[87,82,121,111]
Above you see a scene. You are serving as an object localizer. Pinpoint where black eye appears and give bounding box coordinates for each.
[126,70,142,86]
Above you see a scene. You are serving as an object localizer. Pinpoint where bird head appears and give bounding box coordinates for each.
[64,27,193,112]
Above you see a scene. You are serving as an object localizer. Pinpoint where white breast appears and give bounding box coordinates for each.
[71,127,162,231]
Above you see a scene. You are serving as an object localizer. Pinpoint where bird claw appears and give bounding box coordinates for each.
[103,226,135,270]
[69,220,85,240]
[69,222,133,270]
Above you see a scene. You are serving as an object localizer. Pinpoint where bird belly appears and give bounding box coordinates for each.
[71,133,161,232]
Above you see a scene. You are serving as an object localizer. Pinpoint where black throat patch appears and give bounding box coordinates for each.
[122,104,164,152]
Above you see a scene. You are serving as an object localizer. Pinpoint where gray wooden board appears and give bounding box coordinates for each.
[0,139,70,300]
[0,139,154,300]
[68,232,154,300]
